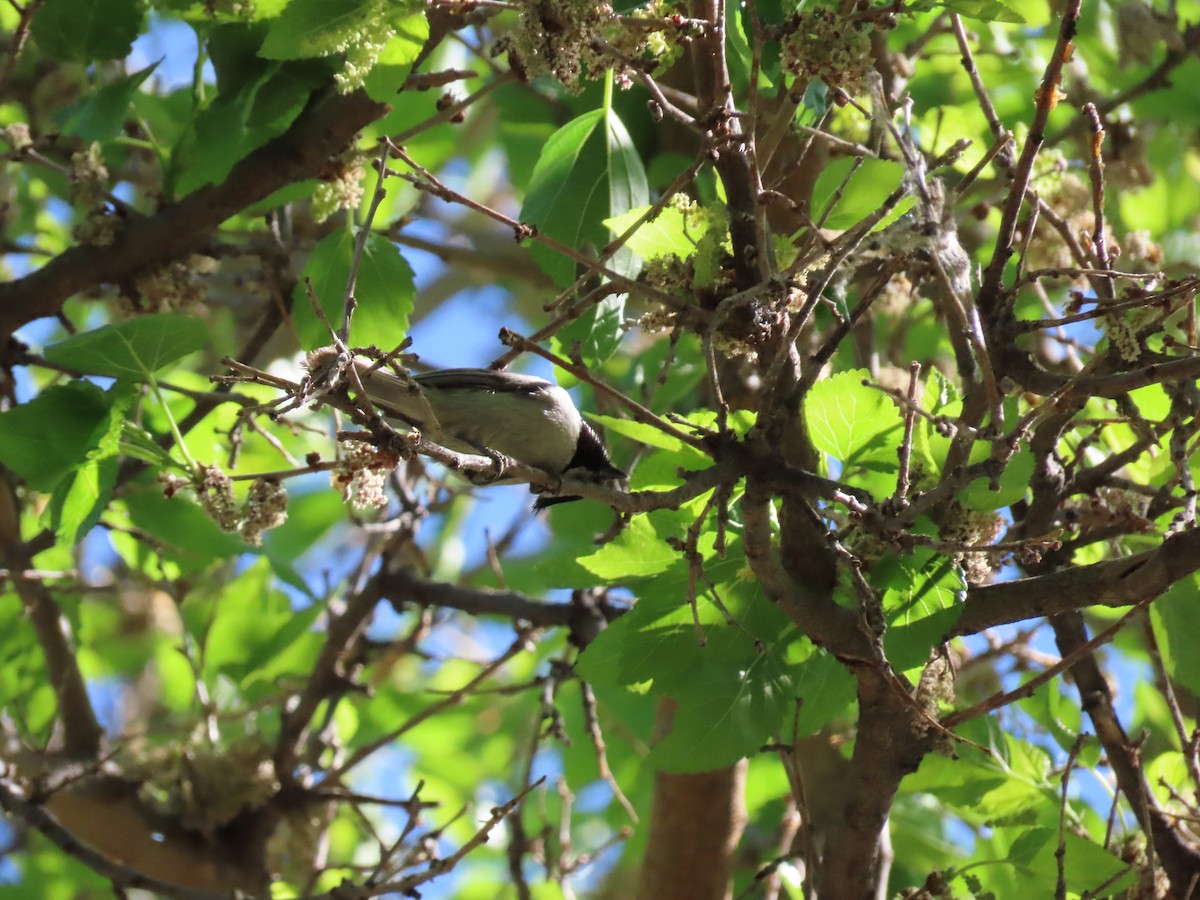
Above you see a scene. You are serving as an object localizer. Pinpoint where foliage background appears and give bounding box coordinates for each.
[2,0,1200,897]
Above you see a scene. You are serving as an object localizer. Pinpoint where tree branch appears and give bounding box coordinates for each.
[0,87,389,340]
[1053,612,1200,892]
[952,527,1200,637]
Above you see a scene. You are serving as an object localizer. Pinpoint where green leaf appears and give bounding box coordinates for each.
[960,445,1034,510]
[362,14,429,101]
[0,382,113,491]
[530,502,633,589]
[578,536,799,771]
[262,490,344,595]
[203,562,324,687]
[263,489,343,563]
[1017,682,1097,764]
[31,0,145,63]
[154,643,196,712]
[577,536,771,683]
[576,510,688,582]
[805,369,904,482]
[54,63,158,142]
[293,229,414,351]
[810,158,906,231]
[260,0,377,60]
[916,377,1031,511]
[942,0,1025,24]
[496,84,558,192]
[1151,574,1200,695]
[791,645,857,735]
[877,547,965,670]
[209,21,274,95]
[646,642,795,772]
[725,0,770,95]
[123,487,245,572]
[522,107,649,287]
[42,314,207,379]
[906,723,1053,825]
[555,292,625,370]
[1006,828,1132,894]
[590,413,712,463]
[170,60,323,195]
[0,594,50,720]
[48,443,118,546]
[604,205,699,260]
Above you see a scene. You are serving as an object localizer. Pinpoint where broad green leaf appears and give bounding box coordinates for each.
[533,501,635,589]
[1017,682,1098,766]
[1150,574,1200,695]
[262,490,344,595]
[1146,752,1191,809]
[362,14,429,101]
[806,368,904,480]
[293,229,414,351]
[260,0,379,60]
[942,0,1025,23]
[54,63,158,141]
[48,449,117,547]
[209,21,274,95]
[522,107,649,288]
[496,83,559,192]
[791,645,857,736]
[604,206,699,260]
[377,14,428,68]
[170,61,320,195]
[556,292,625,370]
[185,119,256,200]
[573,615,628,688]
[877,547,965,670]
[42,313,207,379]
[48,386,128,545]
[0,382,113,490]
[577,509,690,582]
[262,489,343,563]
[960,445,1034,510]
[646,642,795,772]
[203,562,324,688]
[123,487,245,572]
[596,586,775,681]
[154,642,197,712]
[1006,828,1132,895]
[810,158,906,231]
[1132,677,1178,756]
[725,0,769,95]
[907,727,1052,825]
[579,536,797,773]
[917,379,1031,511]
[31,0,144,63]
[589,413,709,459]
[593,412,711,492]
[577,536,777,686]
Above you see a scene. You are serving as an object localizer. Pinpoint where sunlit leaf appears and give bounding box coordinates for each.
[43,314,207,379]
[522,107,649,288]
[810,158,907,230]
[806,369,904,488]
[293,229,414,351]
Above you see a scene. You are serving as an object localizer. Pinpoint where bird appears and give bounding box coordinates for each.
[306,348,624,506]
